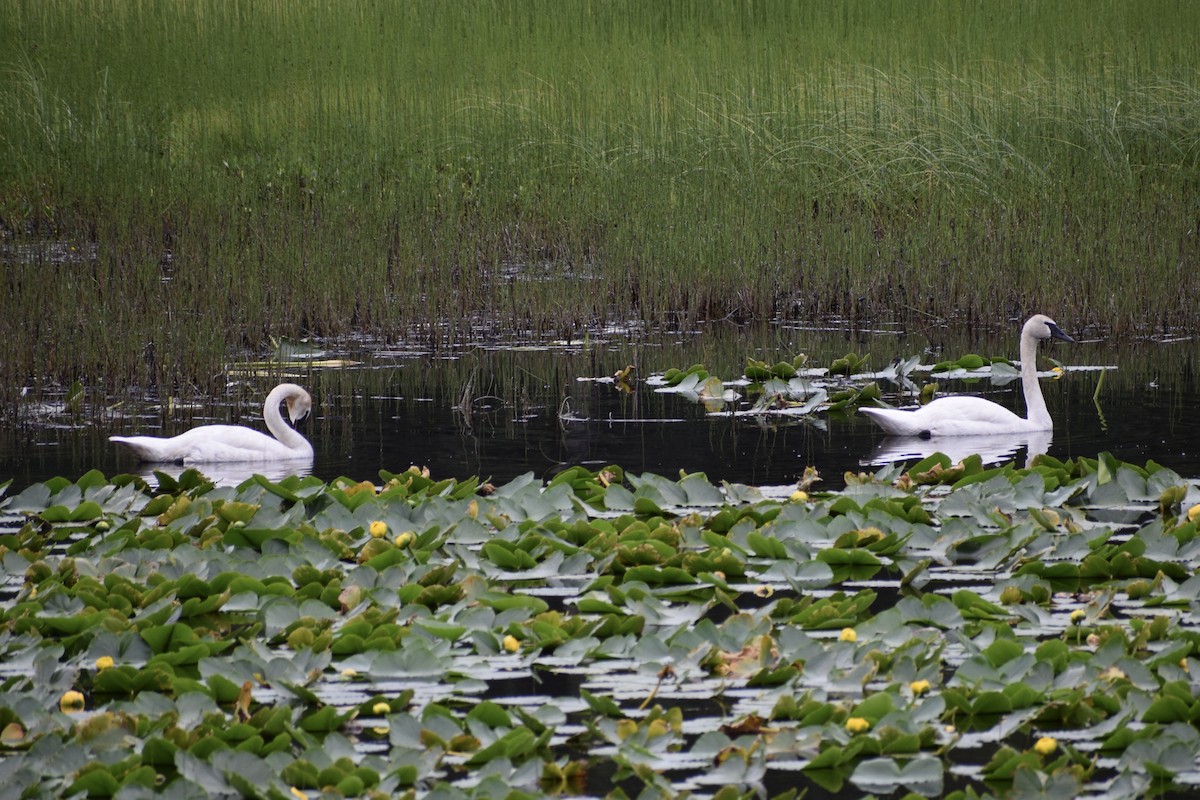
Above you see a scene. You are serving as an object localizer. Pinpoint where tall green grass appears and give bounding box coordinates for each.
[1,0,1198,398]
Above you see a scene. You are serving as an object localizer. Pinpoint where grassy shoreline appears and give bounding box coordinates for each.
[2,1,1198,394]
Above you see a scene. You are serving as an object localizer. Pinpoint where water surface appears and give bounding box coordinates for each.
[2,323,1198,490]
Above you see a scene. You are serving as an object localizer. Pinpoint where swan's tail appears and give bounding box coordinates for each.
[109,436,181,463]
[858,407,930,437]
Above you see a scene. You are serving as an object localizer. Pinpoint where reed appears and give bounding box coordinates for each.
[1,0,1197,397]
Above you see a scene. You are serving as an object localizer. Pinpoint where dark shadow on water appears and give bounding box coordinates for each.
[3,328,1200,488]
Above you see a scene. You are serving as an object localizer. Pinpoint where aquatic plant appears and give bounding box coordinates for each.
[640,347,1055,419]
[1,452,1199,796]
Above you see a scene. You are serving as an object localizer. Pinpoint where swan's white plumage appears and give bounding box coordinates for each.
[110,383,313,462]
[859,314,1073,437]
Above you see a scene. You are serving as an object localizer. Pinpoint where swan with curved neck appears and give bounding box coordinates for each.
[859,315,1073,437]
[110,383,314,462]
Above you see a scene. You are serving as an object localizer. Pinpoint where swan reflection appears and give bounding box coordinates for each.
[862,428,1052,469]
[128,458,313,489]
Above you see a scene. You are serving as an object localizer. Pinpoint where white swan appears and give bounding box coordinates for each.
[110,383,314,462]
[859,314,1073,437]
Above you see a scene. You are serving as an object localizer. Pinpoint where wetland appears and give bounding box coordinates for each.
[3,2,1200,798]
[3,323,1200,799]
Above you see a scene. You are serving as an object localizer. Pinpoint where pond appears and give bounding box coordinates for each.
[2,322,1199,490]
[3,321,1200,799]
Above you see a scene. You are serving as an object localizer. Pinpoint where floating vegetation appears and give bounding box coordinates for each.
[635,343,1109,433]
[2,453,1200,797]
[644,351,896,419]
[227,339,363,378]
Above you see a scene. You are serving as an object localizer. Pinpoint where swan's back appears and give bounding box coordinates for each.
[860,396,1032,437]
[110,424,312,463]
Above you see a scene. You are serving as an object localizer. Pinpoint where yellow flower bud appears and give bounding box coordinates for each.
[503,634,520,653]
[1034,736,1057,755]
[94,656,114,671]
[790,490,808,502]
[372,701,391,715]
[845,716,870,734]
[394,531,415,547]
[839,628,857,643]
[369,520,388,538]
[1188,504,1200,523]
[1069,609,1086,624]
[910,679,931,695]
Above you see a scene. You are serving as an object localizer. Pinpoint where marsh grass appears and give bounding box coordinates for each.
[1,0,1198,397]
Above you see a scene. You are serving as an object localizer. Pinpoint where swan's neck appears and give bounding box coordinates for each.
[1020,331,1051,429]
[263,384,309,452]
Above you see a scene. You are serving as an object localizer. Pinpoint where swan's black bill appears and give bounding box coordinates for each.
[1047,322,1074,343]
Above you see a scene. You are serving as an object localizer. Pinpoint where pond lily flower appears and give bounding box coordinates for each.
[59,690,85,713]
[503,634,520,653]
[369,520,388,538]
[839,628,857,643]
[1034,736,1057,755]
[910,679,931,696]
[845,716,870,733]
[94,656,114,671]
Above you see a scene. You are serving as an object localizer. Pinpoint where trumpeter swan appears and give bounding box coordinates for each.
[859,314,1073,437]
[110,383,314,462]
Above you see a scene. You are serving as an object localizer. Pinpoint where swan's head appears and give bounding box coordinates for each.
[284,388,313,424]
[1025,314,1074,343]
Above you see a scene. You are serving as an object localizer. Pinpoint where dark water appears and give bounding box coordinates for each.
[2,324,1199,491]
